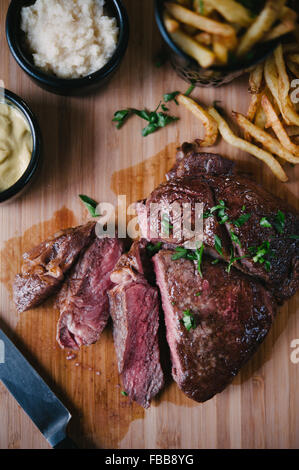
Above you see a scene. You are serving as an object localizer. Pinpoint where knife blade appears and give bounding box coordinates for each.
[0,329,77,449]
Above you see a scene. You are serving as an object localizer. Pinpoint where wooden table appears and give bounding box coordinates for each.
[0,0,298,449]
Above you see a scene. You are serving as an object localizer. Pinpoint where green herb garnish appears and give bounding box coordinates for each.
[171,246,188,261]
[273,210,285,234]
[147,242,162,255]
[184,84,195,97]
[249,241,271,265]
[233,213,251,227]
[172,244,205,277]
[226,249,247,274]
[230,231,241,246]
[260,217,272,228]
[112,109,132,129]
[181,309,197,331]
[113,103,179,137]
[163,91,180,104]
[198,0,204,14]
[205,200,229,224]
[211,259,219,265]
[121,391,128,397]
[79,194,100,218]
[195,292,202,296]
[214,235,223,255]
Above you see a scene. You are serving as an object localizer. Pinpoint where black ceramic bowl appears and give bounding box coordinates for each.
[0,89,42,204]
[6,0,129,96]
[155,0,282,87]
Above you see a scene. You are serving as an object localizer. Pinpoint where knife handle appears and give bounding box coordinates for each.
[54,436,78,449]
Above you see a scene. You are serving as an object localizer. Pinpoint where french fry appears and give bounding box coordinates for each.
[244,93,262,141]
[274,43,299,127]
[201,0,254,28]
[194,32,212,46]
[169,29,215,67]
[213,36,228,64]
[262,94,299,157]
[208,107,288,182]
[177,94,218,146]
[163,11,179,33]
[249,63,264,94]
[263,7,297,41]
[237,0,287,57]
[264,55,290,124]
[234,111,299,163]
[165,2,236,37]
[254,104,267,130]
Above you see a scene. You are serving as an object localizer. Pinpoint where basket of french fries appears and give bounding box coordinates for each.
[155,0,298,87]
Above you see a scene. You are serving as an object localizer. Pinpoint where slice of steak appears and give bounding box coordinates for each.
[108,241,164,408]
[57,237,124,350]
[153,250,275,403]
[136,177,231,259]
[13,222,96,313]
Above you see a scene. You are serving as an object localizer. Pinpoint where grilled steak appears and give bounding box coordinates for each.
[153,250,276,403]
[57,237,124,350]
[13,222,96,313]
[108,240,164,408]
[138,143,299,303]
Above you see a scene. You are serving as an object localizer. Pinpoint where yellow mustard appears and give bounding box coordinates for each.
[0,102,33,192]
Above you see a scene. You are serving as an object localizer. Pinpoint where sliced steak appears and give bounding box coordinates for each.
[108,240,164,408]
[13,222,96,313]
[57,237,124,350]
[140,144,298,303]
[153,250,276,403]
[208,174,299,303]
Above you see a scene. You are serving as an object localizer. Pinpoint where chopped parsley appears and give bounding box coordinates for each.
[79,194,100,218]
[163,91,179,104]
[226,249,247,274]
[184,84,195,97]
[230,231,241,246]
[171,244,205,277]
[249,241,271,264]
[214,235,223,255]
[195,292,202,296]
[204,200,229,224]
[181,309,196,331]
[273,210,285,234]
[112,101,179,137]
[121,391,128,397]
[232,213,251,227]
[211,259,219,265]
[147,242,162,255]
[260,217,272,228]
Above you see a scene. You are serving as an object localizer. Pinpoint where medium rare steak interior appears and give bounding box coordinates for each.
[153,250,276,403]
[108,240,164,408]
[57,236,124,350]
[13,222,96,313]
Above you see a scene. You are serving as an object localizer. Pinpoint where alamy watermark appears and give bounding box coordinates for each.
[93,196,204,248]
[0,340,4,364]
[290,339,299,364]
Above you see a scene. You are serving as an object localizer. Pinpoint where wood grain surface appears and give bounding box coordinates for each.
[0,0,298,449]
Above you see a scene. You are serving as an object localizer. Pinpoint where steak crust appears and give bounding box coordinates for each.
[153,250,276,403]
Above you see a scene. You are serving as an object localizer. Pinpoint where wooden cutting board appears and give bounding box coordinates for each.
[0,0,298,449]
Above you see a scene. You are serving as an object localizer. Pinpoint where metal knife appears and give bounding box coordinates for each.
[0,329,77,449]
